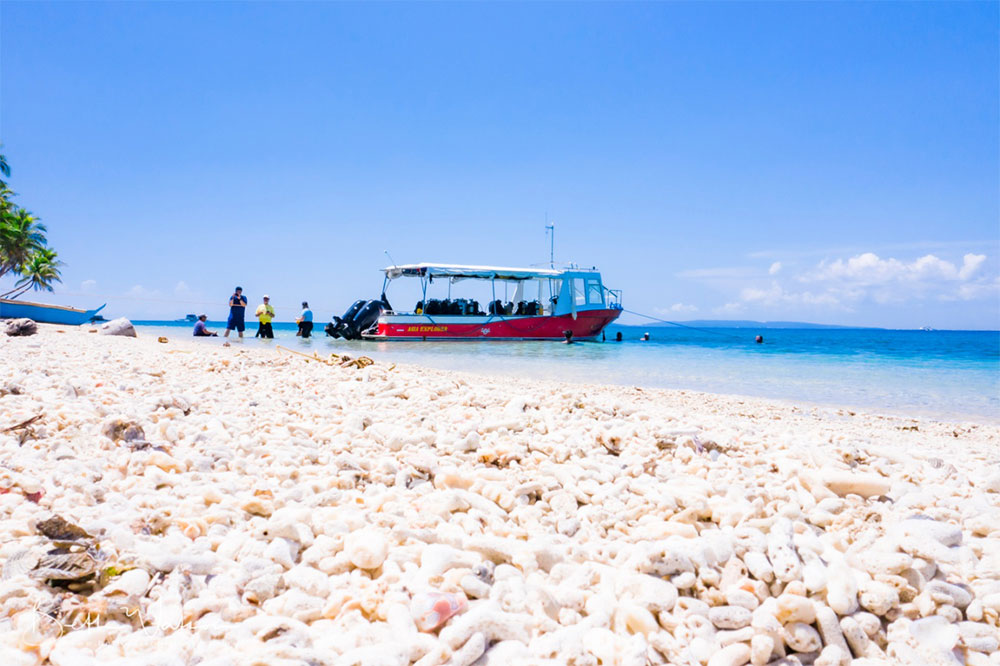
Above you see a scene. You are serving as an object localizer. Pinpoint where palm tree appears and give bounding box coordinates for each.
[0,184,14,217]
[2,248,63,299]
[0,153,63,301]
[0,152,9,189]
[0,209,48,280]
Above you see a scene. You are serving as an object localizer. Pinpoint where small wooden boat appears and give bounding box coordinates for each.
[0,299,107,325]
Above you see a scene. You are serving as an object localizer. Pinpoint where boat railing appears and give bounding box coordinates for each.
[606,288,623,310]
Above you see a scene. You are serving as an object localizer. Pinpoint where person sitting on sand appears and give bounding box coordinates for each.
[255,295,275,339]
[296,301,314,338]
[224,286,247,338]
[193,314,217,337]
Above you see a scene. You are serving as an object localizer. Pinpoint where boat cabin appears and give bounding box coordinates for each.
[380,263,621,319]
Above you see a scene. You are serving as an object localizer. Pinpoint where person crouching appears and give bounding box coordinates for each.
[297,301,314,338]
[193,314,217,337]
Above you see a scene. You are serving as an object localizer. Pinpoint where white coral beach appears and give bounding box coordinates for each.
[1,326,998,665]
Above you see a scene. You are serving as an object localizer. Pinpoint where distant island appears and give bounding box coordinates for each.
[618,320,869,329]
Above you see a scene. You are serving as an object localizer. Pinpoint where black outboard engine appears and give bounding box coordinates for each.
[326,299,385,339]
[346,299,383,339]
[326,300,366,338]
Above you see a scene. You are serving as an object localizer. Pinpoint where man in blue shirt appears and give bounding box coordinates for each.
[296,301,314,338]
[193,314,217,337]
[224,286,247,338]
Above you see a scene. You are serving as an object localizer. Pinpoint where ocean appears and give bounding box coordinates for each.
[134,320,1000,423]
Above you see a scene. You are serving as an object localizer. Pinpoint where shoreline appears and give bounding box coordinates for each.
[1,325,998,664]
[132,321,1000,427]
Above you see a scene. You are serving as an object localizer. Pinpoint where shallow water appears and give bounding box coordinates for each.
[135,321,1000,422]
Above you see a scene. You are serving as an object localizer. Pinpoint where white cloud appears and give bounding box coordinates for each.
[739,282,848,309]
[807,252,987,286]
[952,276,1000,302]
[126,284,154,298]
[174,281,195,298]
[958,253,986,280]
[80,279,97,293]
[748,240,997,260]
[713,301,745,315]
[655,303,698,315]
[686,250,997,317]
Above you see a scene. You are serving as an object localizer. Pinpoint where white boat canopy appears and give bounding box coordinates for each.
[383,263,567,281]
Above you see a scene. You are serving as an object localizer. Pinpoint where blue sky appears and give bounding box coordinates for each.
[1,1,997,329]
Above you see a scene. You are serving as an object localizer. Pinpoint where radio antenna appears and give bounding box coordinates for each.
[544,218,555,269]
[384,250,398,268]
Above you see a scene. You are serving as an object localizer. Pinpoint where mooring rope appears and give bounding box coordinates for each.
[620,308,743,339]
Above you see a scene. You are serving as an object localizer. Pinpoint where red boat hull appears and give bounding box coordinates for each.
[369,309,621,340]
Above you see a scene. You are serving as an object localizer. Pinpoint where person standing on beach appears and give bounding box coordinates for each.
[255,295,275,339]
[224,287,247,338]
[296,301,313,338]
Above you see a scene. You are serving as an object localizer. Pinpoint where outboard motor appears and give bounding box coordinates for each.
[343,299,383,339]
[327,299,384,339]
[326,300,366,338]
[332,300,366,330]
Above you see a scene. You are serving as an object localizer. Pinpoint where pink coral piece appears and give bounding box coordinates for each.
[411,592,468,632]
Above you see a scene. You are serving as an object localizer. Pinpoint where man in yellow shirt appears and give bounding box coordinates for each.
[255,295,275,339]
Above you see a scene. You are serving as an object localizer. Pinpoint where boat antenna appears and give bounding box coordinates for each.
[545,219,555,269]
[384,250,398,268]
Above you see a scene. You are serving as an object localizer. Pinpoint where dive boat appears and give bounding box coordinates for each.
[328,263,622,341]
[0,299,107,325]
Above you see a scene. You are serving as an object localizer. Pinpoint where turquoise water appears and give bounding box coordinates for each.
[135,321,1000,422]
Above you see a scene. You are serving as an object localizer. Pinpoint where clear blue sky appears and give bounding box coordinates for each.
[2,1,997,328]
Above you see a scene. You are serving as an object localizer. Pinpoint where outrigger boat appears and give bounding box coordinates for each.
[327,263,622,341]
[0,299,106,326]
